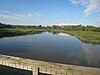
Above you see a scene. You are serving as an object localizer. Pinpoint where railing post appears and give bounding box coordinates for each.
[32,67,39,75]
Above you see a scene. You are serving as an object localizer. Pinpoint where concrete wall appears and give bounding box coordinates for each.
[0,54,100,75]
[0,61,69,75]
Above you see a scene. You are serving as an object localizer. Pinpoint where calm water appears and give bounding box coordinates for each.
[0,32,100,68]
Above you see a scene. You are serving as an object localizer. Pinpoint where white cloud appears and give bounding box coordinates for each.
[0,10,11,14]
[33,12,41,17]
[0,14,25,25]
[54,23,80,26]
[69,0,100,17]
[0,14,19,19]
[0,10,43,24]
[0,13,34,25]
[13,13,33,18]
[0,14,30,21]
[69,0,90,5]
[0,10,34,24]
[0,10,32,19]
[27,13,32,17]
[13,14,27,18]
[84,0,100,17]
[69,0,80,5]
[0,10,42,19]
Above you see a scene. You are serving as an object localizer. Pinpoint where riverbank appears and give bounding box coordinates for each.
[0,28,45,38]
[0,28,100,44]
[66,31,100,44]
[44,29,100,44]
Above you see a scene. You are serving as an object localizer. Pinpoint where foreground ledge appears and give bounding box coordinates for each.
[0,54,100,75]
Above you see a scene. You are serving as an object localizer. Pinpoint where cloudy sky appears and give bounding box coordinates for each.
[0,0,100,26]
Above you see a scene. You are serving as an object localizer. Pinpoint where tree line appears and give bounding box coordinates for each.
[0,23,100,32]
[0,23,42,29]
[51,25,100,32]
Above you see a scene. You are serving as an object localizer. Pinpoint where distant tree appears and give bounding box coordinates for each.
[85,25,96,31]
[95,27,100,32]
[79,26,85,31]
[39,25,42,28]
[52,25,56,28]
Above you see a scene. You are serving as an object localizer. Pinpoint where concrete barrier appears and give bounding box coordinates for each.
[0,54,100,75]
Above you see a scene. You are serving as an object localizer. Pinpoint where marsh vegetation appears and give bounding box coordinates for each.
[0,23,100,44]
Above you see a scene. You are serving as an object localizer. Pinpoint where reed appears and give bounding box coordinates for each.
[0,28,100,44]
[65,31,100,44]
[0,28,44,38]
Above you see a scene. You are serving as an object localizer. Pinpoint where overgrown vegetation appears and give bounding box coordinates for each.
[0,23,100,32]
[0,28,44,38]
[0,23,100,44]
[66,31,100,44]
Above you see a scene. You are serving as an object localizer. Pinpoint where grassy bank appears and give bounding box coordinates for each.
[0,28,45,38]
[45,29,100,44]
[0,28,100,44]
[65,31,100,44]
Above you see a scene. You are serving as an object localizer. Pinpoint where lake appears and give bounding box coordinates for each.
[0,32,100,68]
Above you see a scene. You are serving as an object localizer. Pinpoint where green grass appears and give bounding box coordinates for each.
[65,31,100,44]
[44,29,100,44]
[0,28,45,38]
[0,28,100,44]
[65,69,100,75]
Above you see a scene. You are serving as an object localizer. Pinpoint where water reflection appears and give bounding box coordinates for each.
[82,43,100,67]
[57,33,70,36]
[0,32,100,68]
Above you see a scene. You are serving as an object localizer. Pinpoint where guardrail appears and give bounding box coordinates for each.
[0,54,100,75]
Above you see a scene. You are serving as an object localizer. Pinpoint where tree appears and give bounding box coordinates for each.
[39,25,42,28]
[79,26,85,31]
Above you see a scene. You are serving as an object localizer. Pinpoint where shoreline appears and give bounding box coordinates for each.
[0,28,100,44]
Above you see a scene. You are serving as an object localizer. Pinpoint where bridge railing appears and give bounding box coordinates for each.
[0,54,100,75]
[0,60,73,75]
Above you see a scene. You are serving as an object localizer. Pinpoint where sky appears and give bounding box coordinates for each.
[0,0,100,26]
